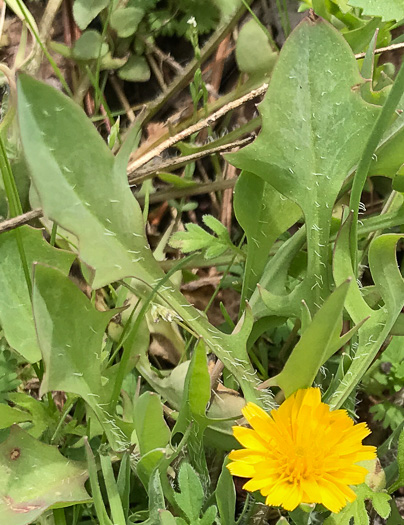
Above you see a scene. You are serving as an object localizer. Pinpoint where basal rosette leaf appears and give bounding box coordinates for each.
[227,17,380,311]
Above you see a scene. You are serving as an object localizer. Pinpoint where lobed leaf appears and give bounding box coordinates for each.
[0,426,89,525]
[0,226,75,363]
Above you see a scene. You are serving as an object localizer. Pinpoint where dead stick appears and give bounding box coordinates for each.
[127,83,268,173]
[0,209,43,234]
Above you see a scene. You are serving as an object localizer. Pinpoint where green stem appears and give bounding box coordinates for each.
[0,134,32,297]
[349,58,404,275]
[50,222,58,246]
[15,0,72,96]
[109,255,196,411]
[305,212,332,312]
[53,509,67,525]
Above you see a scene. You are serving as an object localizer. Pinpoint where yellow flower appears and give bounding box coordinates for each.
[227,388,376,513]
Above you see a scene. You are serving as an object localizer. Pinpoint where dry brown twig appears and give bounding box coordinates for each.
[126,83,269,174]
[0,209,43,234]
[128,136,254,183]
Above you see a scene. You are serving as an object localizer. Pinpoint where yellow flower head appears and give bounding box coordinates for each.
[227,388,376,514]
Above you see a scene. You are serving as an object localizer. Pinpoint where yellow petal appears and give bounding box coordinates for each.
[232,426,269,452]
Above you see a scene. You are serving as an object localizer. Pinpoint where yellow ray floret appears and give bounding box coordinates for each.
[227,387,376,514]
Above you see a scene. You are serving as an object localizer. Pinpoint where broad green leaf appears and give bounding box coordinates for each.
[0,403,31,429]
[110,7,144,38]
[133,392,171,456]
[72,30,108,61]
[0,426,89,525]
[348,0,404,21]
[17,73,158,290]
[235,19,277,76]
[215,457,236,525]
[234,171,301,303]
[173,462,204,523]
[32,264,128,449]
[227,18,380,310]
[73,0,109,30]
[266,280,352,397]
[16,73,265,407]
[33,265,113,398]
[0,226,75,362]
[118,56,151,82]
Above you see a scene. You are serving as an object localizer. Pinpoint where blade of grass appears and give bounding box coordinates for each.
[84,439,114,525]
[14,0,72,96]
[100,453,127,525]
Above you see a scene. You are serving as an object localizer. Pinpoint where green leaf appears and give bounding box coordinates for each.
[32,264,128,450]
[0,350,20,398]
[118,56,151,82]
[388,429,404,492]
[85,440,113,525]
[16,73,266,407]
[215,457,236,525]
[174,341,210,433]
[265,280,352,397]
[157,172,197,188]
[348,0,404,21]
[73,0,109,30]
[235,19,277,76]
[199,506,217,525]
[331,220,404,408]
[141,469,166,525]
[173,462,204,522]
[170,217,235,260]
[0,226,75,363]
[0,403,31,429]
[159,510,177,525]
[324,484,391,524]
[33,264,113,399]
[202,214,230,240]
[227,18,380,311]
[387,498,404,525]
[100,453,127,525]
[133,392,171,456]
[17,73,155,290]
[0,426,89,525]
[171,341,211,483]
[343,17,381,54]
[234,171,301,303]
[110,7,144,38]
[136,449,165,489]
[8,392,53,438]
[72,30,108,60]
